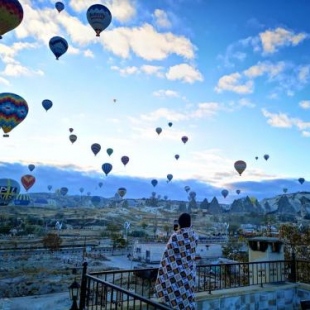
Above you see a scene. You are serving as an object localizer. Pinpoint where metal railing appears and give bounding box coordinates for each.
[79,259,310,309]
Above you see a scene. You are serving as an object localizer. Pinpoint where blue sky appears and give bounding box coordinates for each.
[1,0,310,203]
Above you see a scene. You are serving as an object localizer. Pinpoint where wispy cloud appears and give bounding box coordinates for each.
[259,27,308,54]
[262,108,310,134]
[215,72,253,94]
[153,9,172,29]
[152,89,180,98]
[299,100,310,109]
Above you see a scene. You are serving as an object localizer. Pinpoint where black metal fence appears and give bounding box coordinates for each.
[79,259,310,309]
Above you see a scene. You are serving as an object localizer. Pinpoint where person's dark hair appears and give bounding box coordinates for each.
[178,213,191,228]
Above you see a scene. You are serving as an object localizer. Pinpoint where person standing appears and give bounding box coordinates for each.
[155,213,198,309]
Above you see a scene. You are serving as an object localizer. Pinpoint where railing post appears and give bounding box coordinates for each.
[79,261,88,310]
[291,250,296,283]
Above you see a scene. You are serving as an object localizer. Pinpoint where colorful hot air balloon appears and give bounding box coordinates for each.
[28,164,35,172]
[102,163,112,176]
[221,189,229,198]
[168,122,173,127]
[236,189,241,195]
[60,187,68,196]
[181,136,188,144]
[14,193,30,206]
[121,156,129,166]
[263,154,269,161]
[184,186,190,193]
[69,134,77,144]
[98,182,103,188]
[0,92,29,137]
[0,178,20,206]
[298,178,305,185]
[0,0,24,39]
[91,196,101,207]
[91,143,101,156]
[106,148,113,156]
[42,99,53,111]
[175,154,180,160]
[55,1,64,13]
[117,187,127,198]
[234,160,247,176]
[151,179,158,187]
[87,4,112,37]
[49,36,68,60]
[156,127,162,135]
[21,174,35,192]
[167,174,173,182]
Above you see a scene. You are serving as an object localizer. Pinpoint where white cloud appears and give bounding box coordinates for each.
[259,27,308,54]
[84,49,95,58]
[152,90,180,98]
[261,109,293,128]
[111,65,139,76]
[140,65,164,77]
[0,77,10,86]
[166,63,203,84]
[101,24,196,61]
[298,65,310,83]
[2,63,44,77]
[262,109,310,132]
[244,61,286,79]
[153,9,171,29]
[68,0,136,23]
[215,72,253,94]
[299,100,310,109]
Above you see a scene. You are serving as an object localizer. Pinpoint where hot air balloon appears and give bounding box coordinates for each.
[184,186,190,193]
[0,92,29,137]
[79,187,84,194]
[121,156,129,166]
[168,122,173,127]
[117,187,127,198]
[249,196,257,205]
[0,178,20,206]
[175,154,180,160]
[234,160,247,176]
[106,148,113,156]
[91,143,101,156]
[0,0,24,39]
[42,99,53,111]
[221,189,229,198]
[255,156,258,160]
[60,187,68,196]
[298,178,305,185]
[167,174,173,182]
[181,136,188,144]
[21,174,35,192]
[236,189,241,195]
[49,36,68,60]
[69,134,77,144]
[28,164,35,172]
[87,192,91,196]
[87,4,112,37]
[47,185,52,191]
[14,193,30,206]
[98,182,103,188]
[151,179,158,187]
[69,128,74,133]
[55,1,64,13]
[156,127,162,135]
[263,154,269,161]
[91,196,101,207]
[102,163,112,176]
[283,188,288,194]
